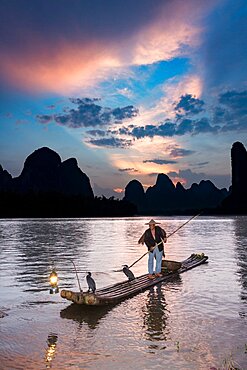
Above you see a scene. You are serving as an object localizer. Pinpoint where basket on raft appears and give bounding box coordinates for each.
[161,259,182,272]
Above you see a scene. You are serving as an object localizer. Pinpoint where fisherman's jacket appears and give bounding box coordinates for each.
[139,226,166,252]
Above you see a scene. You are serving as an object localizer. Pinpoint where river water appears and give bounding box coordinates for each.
[0,216,246,370]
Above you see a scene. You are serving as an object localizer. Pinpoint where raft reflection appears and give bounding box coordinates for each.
[60,303,116,329]
[45,333,58,368]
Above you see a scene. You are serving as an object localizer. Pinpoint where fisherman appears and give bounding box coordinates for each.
[86,272,96,293]
[138,219,167,279]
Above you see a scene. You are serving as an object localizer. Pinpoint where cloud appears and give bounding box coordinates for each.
[36,114,53,124]
[118,168,138,172]
[131,122,177,138]
[143,159,177,165]
[175,119,194,135]
[87,137,132,148]
[37,98,138,128]
[175,94,204,116]
[193,117,218,134]
[168,168,206,185]
[192,161,209,167]
[218,90,247,124]
[130,117,218,138]
[86,129,106,136]
[210,90,247,132]
[219,90,247,112]
[167,168,230,189]
[169,148,196,157]
[0,0,214,93]
[111,106,139,121]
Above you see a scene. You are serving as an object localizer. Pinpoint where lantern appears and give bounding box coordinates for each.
[49,269,59,294]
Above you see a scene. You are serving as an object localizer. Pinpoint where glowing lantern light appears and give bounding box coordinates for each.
[49,269,59,294]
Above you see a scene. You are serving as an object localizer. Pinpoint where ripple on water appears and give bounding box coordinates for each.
[0,216,247,370]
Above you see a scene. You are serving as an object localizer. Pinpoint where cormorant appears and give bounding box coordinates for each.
[122,265,135,281]
[86,272,96,293]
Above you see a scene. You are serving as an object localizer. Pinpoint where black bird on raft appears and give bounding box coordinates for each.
[122,265,135,281]
[86,272,96,293]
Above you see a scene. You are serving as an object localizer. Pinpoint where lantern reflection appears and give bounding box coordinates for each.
[45,333,58,368]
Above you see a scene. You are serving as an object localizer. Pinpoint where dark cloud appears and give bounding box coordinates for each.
[112,106,139,121]
[212,90,247,131]
[193,118,218,134]
[130,118,217,139]
[86,129,106,136]
[143,159,177,165]
[173,90,247,134]
[0,0,164,55]
[169,148,195,157]
[37,98,138,128]
[176,119,194,135]
[88,137,132,148]
[131,122,176,138]
[218,90,247,120]
[168,169,230,189]
[111,88,247,141]
[118,127,131,135]
[175,116,218,137]
[193,161,209,167]
[118,168,138,172]
[212,106,227,124]
[175,94,204,116]
[36,114,53,124]
[168,169,206,185]
[219,90,247,111]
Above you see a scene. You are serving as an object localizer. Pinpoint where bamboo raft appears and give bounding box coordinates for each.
[61,253,208,306]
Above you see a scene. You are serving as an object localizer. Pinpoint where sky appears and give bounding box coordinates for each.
[0,0,247,198]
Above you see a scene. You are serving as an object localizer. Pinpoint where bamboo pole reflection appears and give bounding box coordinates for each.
[45,333,58,368]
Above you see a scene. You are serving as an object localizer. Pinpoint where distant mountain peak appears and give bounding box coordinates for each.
[23,147,61,171]
[62,158,78,168]
[155,173,175,190]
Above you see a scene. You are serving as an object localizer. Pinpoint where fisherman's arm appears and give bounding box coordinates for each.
[138,233,145,244]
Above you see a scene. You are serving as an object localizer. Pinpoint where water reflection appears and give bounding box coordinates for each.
[142,283,168,347]
[233,217,247,317]
[11,220,91,291]
[44,332,58,368]
[1,217,247,370]
[60,303,115,329]
[142,275,183,349]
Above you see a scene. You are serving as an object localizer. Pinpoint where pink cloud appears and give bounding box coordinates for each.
[0,0,217,94]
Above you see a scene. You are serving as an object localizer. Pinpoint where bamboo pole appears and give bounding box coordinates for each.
[128,212,202,269]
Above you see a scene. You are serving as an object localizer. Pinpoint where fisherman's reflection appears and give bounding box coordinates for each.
[44,332,58,368]
[143,283,168,343]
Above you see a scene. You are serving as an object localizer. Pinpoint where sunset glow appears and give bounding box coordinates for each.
[1,0,246,196]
